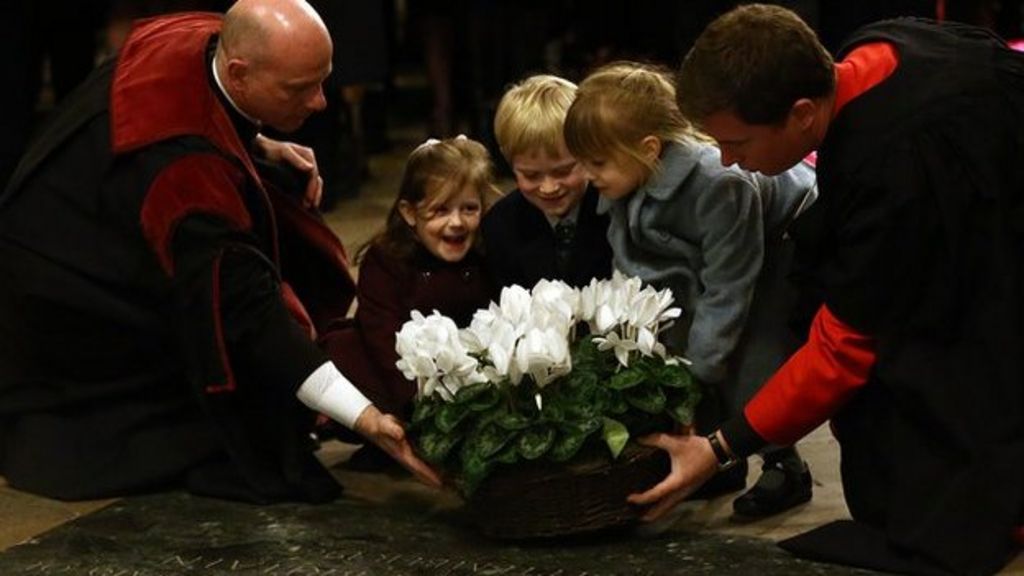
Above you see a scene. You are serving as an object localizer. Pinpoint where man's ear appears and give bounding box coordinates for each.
[398,200,418,227]
[640,135,662,164]
[790,98,817,131]
[224,57,250,94]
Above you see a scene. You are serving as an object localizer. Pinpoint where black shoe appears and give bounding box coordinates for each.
[688,458,748,500]
[732,459,812,518]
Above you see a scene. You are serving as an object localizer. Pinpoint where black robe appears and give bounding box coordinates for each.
[785,18,1024,576]
[0,14,355,504]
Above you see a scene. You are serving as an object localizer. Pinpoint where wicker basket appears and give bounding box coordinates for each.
[463,442,670,539]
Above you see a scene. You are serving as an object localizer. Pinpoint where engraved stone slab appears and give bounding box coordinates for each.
[0,491,880,575]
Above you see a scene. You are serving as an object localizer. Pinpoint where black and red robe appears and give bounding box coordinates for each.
[722,18,1024,576]
[0,13,356,504]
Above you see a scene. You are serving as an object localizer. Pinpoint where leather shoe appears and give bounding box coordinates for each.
[732,459,812,517]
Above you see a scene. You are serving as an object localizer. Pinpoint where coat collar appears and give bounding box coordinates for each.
[110,13,260,186]
[641,139,702,201]
[598,140,701,213]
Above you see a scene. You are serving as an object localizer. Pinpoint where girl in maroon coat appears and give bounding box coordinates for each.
[323,136,498,422]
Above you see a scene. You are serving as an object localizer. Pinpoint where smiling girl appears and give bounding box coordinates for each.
[322,136,499,425]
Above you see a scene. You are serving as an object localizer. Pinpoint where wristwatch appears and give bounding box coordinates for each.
[706,431,739,471]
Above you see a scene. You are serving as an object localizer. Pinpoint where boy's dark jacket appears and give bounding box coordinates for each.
[482,186,612,290]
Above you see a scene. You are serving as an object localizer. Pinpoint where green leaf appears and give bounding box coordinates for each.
[656,364,694,389]
[494,411,531,431]
[668,399,695,425]
[548,430,589,462]
[540,402,566,424]
[456,379,487,401]
[608,369,646,390]
[454,381,490,403]
[633,354,658,372]
[416,429,460,464]
[560,417,601,437]
[468,422,514,459]
[517,425,556,460]
[492,442,519,465]
[608,391,629,415]
[566,402,599,419]
[666,388,701,426]
[602,417,629,459]
[435,402,471,433]
[466,386,501,412]
[573,336,601,364]
[409,399,437,428]
[460,453,495,496]
[570,371,600,391]
[626,384,666,413]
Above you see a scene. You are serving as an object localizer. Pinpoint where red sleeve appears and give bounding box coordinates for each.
[744,304,877,445]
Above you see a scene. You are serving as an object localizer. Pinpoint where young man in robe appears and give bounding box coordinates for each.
[631,5,1024,575]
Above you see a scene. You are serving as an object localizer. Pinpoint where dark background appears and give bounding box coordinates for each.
[3,0,1022,207]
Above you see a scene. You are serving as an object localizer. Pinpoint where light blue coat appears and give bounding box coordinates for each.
[601,139,816,388]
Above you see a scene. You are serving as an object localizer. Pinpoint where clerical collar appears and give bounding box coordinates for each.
[209,40,261,132]
[546,202,581,229]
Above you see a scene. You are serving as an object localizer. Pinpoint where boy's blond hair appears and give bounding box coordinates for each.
[494,75,578,161]
[565,61,706,182]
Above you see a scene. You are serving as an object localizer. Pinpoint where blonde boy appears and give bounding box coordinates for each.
[482,75,612,289]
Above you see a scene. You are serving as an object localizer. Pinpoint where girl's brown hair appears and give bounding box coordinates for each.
[565,61,708,183]
[360,136,500,263]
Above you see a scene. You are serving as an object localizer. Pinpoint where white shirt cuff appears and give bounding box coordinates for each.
[295,361,373,429]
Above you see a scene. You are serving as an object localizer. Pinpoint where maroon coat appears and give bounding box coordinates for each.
[323,244,491,417]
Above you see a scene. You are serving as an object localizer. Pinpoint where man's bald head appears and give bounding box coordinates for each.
[220,0,330,65]
[215,0,333,132]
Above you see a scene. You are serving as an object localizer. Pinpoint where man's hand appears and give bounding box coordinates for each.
[254,134,323,209]
[627,431,720,521]
[353,405,442,488]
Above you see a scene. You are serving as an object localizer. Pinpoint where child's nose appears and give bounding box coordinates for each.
[540,177,560,193]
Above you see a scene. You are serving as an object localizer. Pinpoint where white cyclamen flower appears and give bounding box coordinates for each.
[395,310,481,400]
[530,279,579,328]
[635,325,668,358]
[514,326,572,388]
[578,277,603,326]
[593,329,639,367]
[497,284,533,326]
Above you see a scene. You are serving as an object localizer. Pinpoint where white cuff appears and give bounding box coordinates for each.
[295,361,373,429]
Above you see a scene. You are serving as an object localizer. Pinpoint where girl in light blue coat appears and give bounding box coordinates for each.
[564,61,818,518]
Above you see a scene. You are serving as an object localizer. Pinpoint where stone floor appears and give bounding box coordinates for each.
[1,125,1021,575]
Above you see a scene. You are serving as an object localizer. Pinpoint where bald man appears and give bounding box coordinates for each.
[0,0,439,503]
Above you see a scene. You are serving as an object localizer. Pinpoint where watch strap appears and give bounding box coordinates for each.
[707,432,738,471]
